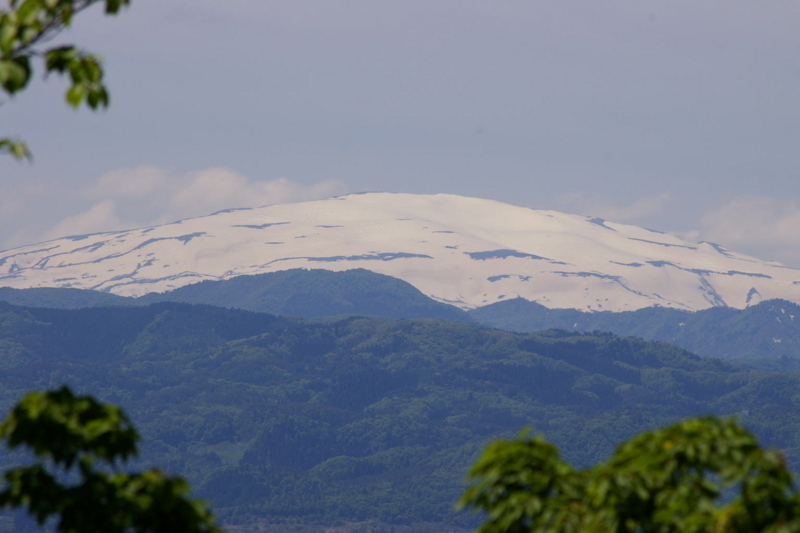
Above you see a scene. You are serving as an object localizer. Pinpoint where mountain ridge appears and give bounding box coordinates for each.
[0,299,798,529]
[2,192,799,312]
[3,269,800,365]
[0,269,471,321]
[470,297,800,367]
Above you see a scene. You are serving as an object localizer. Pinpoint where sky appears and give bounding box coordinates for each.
[2,1,800,265]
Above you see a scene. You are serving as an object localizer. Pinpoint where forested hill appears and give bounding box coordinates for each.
[1,300,799,531]
[0,269,471,322]
[137,268,470,321]
[470,298,800,368]
[5,269,800,366]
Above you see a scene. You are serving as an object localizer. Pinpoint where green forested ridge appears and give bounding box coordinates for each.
[0,286,129,309]
[5,270,800,366]
[0,269,470,322]
[470,297,800,367]
[138,269,470,322]
[1,301,800,530]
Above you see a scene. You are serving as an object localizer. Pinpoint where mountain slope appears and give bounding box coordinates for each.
[0,301,799,529]
[2,192,799,311]
[0,269,471,321]
[5,273,800,364]
[138,268,470,321]
[471,298,800,366]
[0,286,129,309]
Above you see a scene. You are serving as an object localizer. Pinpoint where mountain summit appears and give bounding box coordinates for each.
[1,193,798,311]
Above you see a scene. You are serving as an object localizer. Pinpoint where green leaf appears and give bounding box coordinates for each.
[16,0,42,23]
[85,85,109,109]
[84,55,102,82]
[45,45,77,73]
[65,82,85,107]
[0,17,19,54]
[0,56,31,94]
[0,138,31,160]
[105,0,131,14]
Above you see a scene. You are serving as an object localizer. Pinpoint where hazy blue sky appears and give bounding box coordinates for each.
[2,1,800,264]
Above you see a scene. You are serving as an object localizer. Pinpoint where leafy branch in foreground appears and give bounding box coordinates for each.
[0,386,224,533]
[0,0,131,159]
[461,417,800,533]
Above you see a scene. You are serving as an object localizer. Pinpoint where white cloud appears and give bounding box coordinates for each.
[3,166,347,247]
[86,165,170,199]
[44,200,124,241]
[551,193,800,266]
[80,165,346,223]
[695,195,800,264]
[169,169,342,215]
[556,192,674,222]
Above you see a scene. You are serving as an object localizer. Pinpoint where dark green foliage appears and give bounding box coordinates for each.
[1,386,138,467]
[1,0,131,159]
[471,298,800,366]
[0,387,222,533]
[461,417,800,533]
[0,301,798,529]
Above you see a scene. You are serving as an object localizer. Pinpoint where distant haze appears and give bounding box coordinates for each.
[1,1,799,266]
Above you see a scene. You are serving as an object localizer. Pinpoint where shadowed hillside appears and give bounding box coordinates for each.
[0,300,799,530]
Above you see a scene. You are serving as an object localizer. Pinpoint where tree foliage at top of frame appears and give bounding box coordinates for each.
[0,0,130,159]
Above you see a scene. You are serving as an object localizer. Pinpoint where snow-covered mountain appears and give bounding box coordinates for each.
[1,193,798,311]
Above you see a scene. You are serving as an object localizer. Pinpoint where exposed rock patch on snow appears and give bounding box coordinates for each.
[1,192,799,311]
